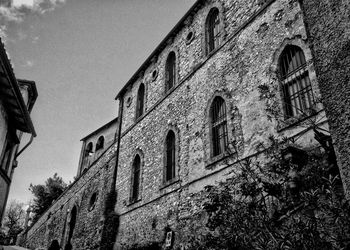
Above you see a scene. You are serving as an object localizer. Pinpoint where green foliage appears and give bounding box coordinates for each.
[29,173,67,222]
[181,139,350,249]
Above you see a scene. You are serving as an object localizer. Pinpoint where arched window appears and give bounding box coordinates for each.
[85,142,93,157]
[210,96,228,157]
[95,136,104,151]
[165,52,176,92]
[206,8,221,54]
[279,45,313,118]
[165,130,176,182]
[136,83,145,119]
[130,155,141,202]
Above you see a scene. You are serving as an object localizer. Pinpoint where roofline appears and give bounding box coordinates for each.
[0,38,37,136]
[115,0,203,100]
[80,117,118,141]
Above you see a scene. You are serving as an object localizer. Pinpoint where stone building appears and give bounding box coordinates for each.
[299,0,350,198]
[22,0,349,249]
[22,118,119,249]
[0,38,37,223]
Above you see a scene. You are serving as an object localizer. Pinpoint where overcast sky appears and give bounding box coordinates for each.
[1,0,196,204]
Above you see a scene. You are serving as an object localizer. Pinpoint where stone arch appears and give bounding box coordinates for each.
[203,90,237,164]
[269,36,321,121]
[163,48,180,94]
[129,148,145,202]
[162,124,180,184]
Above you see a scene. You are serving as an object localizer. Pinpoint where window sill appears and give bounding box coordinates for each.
[277,109,322,132]
[160,176,180,190]
[205,151,236,170]
[127,197,142,206]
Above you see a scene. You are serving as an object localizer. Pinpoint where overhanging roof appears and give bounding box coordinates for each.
[0,38,36,136]
[80,117,118,141]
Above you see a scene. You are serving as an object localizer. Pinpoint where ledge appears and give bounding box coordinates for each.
[159,176,180,190]
[277,109,324,132]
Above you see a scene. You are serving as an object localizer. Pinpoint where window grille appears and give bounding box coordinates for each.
[165,131,176,182]
[136,83,145,119]
[211,97,228,157]
[165,52,176,91]
[131,155,141,201]
[207,8,221,54]
[280,45,314,118]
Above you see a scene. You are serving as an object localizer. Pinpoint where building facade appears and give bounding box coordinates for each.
[0,38,37,223]
[22,118,119,250]
[23,0,349,249]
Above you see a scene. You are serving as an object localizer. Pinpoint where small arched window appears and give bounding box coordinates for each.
[210,96,228,157]
[165,52,176,92]
[136,83,145,119]
[95,136,104,151]
[279,45,313,118]
[165,130,176,182]
[85,142,93,157]
[206,8,221,54]
[130,155,141,202]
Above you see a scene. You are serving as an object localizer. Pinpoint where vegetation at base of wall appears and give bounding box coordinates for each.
[29,173,67,223]
[179,136,350,250]
[0,200,26,245]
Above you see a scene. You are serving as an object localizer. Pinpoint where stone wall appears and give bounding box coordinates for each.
[24,142,118,250]
[114,0,328,249]
[299,0,350,197]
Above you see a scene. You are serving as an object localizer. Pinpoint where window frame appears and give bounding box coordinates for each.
[164,51,177,93]
[135,83,145,120]
[162,128,179,187]
[209,96,229,158]
[278,45,314,119]
[130,154,142,203]
[95,136,105,151]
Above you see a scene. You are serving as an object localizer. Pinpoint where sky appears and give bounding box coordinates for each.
[1,0,196,204]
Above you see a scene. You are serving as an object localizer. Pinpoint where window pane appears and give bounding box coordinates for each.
[280,46,313,117]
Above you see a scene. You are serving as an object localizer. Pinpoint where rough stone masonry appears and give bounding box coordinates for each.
[21,0,349,249]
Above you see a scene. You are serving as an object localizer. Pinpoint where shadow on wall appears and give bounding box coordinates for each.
[100,189,120,250]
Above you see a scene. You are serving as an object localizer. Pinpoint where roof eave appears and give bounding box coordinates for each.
[114,0,203,100]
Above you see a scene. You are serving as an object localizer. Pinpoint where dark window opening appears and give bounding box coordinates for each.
[206,8,221,54]
[165,131,176,182]
[131,155,141,202]
[136,83,145,119]
[211,96,228,157]
[279,45,314,118]
[89,192,97,211]
[165,52,176,92]
[85,142,93,157]
[95,136,104,151]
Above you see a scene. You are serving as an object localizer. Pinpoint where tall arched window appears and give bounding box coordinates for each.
[130,155,141,202]
[95,136,104,151]
[165,52,176,92]
[279,45,313,118]
[210,96,228,157]
[165,130,176,182]
[136,83,145,119]
[206,8,221,54]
